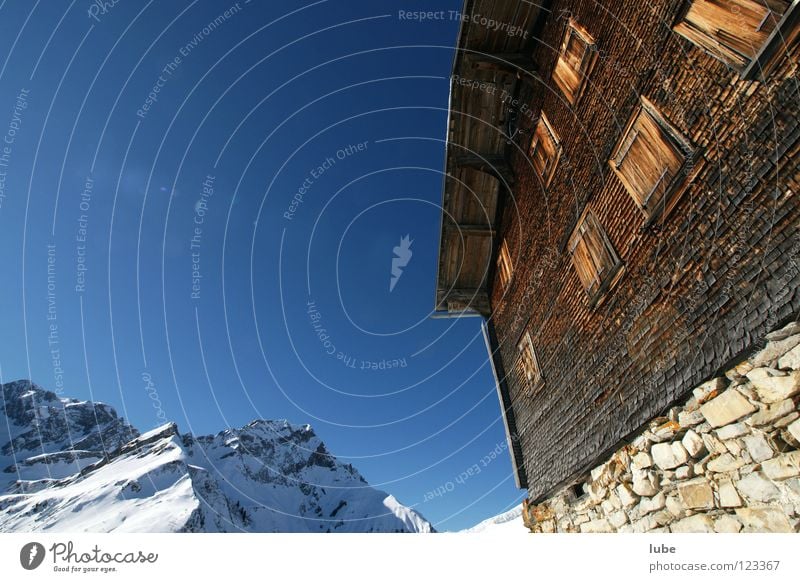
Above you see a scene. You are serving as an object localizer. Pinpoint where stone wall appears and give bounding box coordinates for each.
[521,320,800,533]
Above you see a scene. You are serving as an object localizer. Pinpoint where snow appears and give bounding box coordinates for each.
[0,381,434,533]
[459,506,527,535]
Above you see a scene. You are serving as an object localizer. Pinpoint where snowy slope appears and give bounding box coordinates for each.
[460,506,527,534]
[0,380,432,533]
[0,379,137,494]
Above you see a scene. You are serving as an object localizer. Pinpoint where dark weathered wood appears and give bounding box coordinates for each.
[463,52,537,75]
[439,0,800,505]
[742,0,800,79]
[451,152,515,185]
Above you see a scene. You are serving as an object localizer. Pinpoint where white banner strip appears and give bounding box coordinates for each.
[1,533,797,581]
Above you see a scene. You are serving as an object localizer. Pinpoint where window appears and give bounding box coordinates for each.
[496,240,513,290]
[528,113,561,188]
[673,0,790,73]
[517,332,543,395]
[552,19,598,105]
[568,208,623,305]
[609,97,697,223]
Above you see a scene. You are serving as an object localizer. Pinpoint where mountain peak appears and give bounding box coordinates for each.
[0,380,433,533]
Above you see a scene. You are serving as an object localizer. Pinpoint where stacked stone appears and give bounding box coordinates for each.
[523,321,800,533]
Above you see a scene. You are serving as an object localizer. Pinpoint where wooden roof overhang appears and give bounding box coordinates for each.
[435,0,543,317]
[434,0,547,491]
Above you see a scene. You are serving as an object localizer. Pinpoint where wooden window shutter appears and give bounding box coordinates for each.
[517,332,543,395]
[610,99,696,222]
[497,240,513,289]
[529,113,561,188]
[569,209,622,303]
[571,235,600,296]
[674,0,790,71]
[552,20,597,104]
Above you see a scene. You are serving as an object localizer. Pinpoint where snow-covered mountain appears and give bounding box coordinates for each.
[460,506,526,535]
[0,380,432,533]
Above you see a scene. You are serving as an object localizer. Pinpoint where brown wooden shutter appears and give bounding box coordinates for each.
[582,213,618,281]
[530,126,548,178]
[569,209,622,301]
[497,240,513,289]
[530,114,560,187]
[675,0,789,70]
[614,107,685,213]
[517,333,543,394]
[571,234,600,295]
[552,20,597,104]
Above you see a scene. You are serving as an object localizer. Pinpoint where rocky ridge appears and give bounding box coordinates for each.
[0,381,432,533]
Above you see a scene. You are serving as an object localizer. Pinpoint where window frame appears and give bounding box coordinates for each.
[608,97,700,227]
[496,239,514,291]
[528,112,561,189]
[673,0,792,75]
[517,331,543,397]
[568,207,624,307]
[552,18,598,105]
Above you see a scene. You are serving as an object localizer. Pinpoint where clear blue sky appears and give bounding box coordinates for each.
[0,0,523,530]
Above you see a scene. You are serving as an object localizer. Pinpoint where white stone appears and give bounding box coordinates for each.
[678,410,705,428]
[638,491,666,515]
[588,483,608,502]
[632,469,659,497]
[671,514,715,533]
[706,453,746,473]
[714,514,743,533]
[631,452,652,469]
[684,396,700,412]
[682,430,705,458]
[718,480,742,507]
[775,411,799,428]
[736,384,758,400]
[736,472,781,502]
[694,421,712,434]
[701,433,728,455]
[788,418,800,443]
[735,507,793,532]
[629,515,655,533]
[693,377,726,404]
[632,433,651,450]
[651,442,688,470]
[742,434,774,463]
[700,388,757,427]
[607,490,622,510]
[762,451,800,480]
[764,321,800,341]
[675,465,693,479]
[724,439,743,456]
[608,510,628,529]
[616,483,639,507]
[751,335,800,367]
[746,399,795,427]
[715,422,749,440]
[778,343,800,370]
[746,368,800,403]
[678,479,714,509]
[573,513,590,525]
[651,420,679,442]
[580,518,611,533]
[665,494,686,517]
[735,360,754,376]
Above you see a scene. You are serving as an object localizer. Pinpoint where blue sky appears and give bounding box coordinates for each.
[0,0,523,530]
